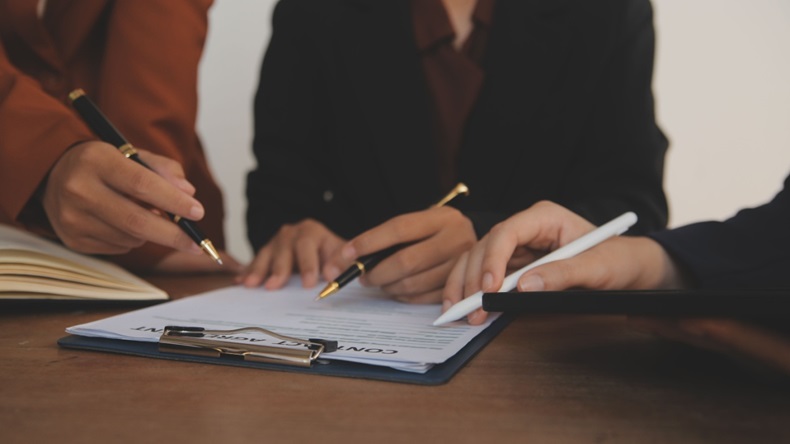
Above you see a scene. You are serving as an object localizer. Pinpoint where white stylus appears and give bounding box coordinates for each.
[433,212,638,326]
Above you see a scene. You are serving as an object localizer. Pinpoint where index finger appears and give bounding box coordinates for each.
[478,203,596,291]
[87,184,199,252]
[136,149,196,196]
[442,251,470,309]
[103,155,205,221]
[341,209,446,260]
[477,221,532,295]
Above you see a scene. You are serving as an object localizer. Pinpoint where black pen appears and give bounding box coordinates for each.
[68,89,223,265]
[316,182,470,300]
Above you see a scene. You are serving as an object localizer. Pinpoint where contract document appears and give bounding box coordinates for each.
[66,278,499,373]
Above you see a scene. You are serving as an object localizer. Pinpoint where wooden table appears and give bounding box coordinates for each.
[2,275,789,443]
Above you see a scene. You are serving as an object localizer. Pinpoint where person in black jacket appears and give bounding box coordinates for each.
[242,0,668,302]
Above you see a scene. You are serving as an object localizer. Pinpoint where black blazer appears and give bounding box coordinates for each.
[247,0,668,250]
[651,173,790,289]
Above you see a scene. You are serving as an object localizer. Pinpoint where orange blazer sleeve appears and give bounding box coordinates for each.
[1,0,223,270]
[95,0,211,165]
[90,0,225,269]
[0,40,95,225]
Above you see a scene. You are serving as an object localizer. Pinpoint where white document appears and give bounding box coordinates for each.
[66,278,498,373]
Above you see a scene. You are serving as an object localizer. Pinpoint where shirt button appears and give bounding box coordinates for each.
[323,190,334,203]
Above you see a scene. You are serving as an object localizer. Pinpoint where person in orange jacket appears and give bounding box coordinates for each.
[0,0,238,272]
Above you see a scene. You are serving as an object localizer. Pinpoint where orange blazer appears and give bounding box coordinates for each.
[0,0,225,270]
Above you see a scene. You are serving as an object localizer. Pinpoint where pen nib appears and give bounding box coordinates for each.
[316,282,339,301]
[200,240,223,266]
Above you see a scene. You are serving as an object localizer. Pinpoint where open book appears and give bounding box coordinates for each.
[0,224,167,302]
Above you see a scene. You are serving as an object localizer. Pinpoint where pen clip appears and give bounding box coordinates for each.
[159,325,337,368]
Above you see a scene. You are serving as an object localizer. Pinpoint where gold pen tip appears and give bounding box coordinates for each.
[199,240,223,266]
[68,88,86,102]
[316,282,339,301]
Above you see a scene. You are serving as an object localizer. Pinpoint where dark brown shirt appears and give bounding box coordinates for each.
[410,0,495,191]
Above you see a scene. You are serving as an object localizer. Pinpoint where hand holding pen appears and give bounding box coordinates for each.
[241,183,470,296]
[439,201,638,325]
[41,140,206,256]
[61,89,222,264]
[318,183,471,302]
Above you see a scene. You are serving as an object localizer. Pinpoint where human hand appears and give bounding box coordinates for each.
[154,250,243,274]
[333,206,476,303]
[42,141,206,256]
[443,201,678,324]
[239,219,346,290]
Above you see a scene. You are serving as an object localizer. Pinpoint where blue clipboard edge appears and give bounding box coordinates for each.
[57,315,512,386]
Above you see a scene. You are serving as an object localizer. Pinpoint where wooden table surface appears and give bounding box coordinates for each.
[2,274,789,444]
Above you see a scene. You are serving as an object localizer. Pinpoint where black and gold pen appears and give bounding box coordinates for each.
[316,182,470,300]
[68,89,223,265]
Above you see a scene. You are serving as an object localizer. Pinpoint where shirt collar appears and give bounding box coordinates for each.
[411,0,496,52]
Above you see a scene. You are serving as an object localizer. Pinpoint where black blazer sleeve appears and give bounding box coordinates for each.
[649,173,790,289]
[559,0,668,234]
[246,1,336,250]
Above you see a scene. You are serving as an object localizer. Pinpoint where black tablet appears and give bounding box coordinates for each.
[482,289,790,319]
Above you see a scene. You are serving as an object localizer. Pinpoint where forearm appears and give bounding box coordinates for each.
[648,187,790,289]
[630,237,689,290]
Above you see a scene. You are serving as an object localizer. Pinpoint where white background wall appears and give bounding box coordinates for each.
[197,0,790,263]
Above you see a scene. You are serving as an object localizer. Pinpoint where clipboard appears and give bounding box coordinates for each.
[57,315,511,385]
[482,289,790,318]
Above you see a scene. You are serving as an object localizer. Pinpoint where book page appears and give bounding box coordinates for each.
[67,278,498,373]
[0,224,166,299]
[0,263,149,291]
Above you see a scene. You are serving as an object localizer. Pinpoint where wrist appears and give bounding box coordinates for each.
[631,237,688,289]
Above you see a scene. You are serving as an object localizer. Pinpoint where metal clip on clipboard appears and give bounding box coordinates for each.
[159,326,337,368]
